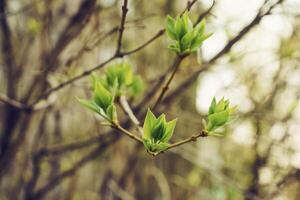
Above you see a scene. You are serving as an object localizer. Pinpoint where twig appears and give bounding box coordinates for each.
[195,0,216,24]
[32,55,116,105]
[153,55,187,109]
[115,0,129,55]
[0,94,28,110]
[120,29,165,56]
[112,121,143,143]
[181,0,198,15]
[151,131,208,156]
[265,170,300,199]
[119,96,143,135]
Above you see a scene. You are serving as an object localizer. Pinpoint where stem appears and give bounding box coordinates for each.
[153,55,186,109]
[115,0,128,55]
[112,121,143,143]
[119,96,140,126]
[120,29,165,56]
[153,131,208,156]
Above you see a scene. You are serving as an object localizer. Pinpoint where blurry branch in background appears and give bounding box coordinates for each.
[26,133,120,200]
[0,94,29,110]
[265,170,300,199]
[0,0,42,18]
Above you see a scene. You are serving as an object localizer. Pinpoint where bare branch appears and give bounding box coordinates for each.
[120,29,165,56]
[0,94,28,110]
[115,0,129,56]
[153,54,187,109]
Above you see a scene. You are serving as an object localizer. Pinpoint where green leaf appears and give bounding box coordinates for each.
[208,97,217,115]
[77,98,100,114]
[151,114,166,141]
[130,76,144,95]
[123,63,134,85]
[93,82,112,110]
[181,31,194,51]
[182,12,193,33]
[162,118,177,142]
[106,104,117,122]
[195,19,206,36]
[142,139,169,153]
[168,42,180,53]
[143,109,157,140]
[166,15,177,40]
[208,110,229,131]
[175,16,185,40]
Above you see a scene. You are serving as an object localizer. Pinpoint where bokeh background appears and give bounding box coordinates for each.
[0,0,300,199]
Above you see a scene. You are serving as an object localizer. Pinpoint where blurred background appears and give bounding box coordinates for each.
[0,0,300,199]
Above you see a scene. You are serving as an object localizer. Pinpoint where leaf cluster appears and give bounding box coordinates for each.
[204,97,236,134]
[166,12,212,54]
[142,109,177,153]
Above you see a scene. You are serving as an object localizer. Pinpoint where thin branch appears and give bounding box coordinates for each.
[112,122,143,143]
[153,55,187,109]
[265,170,300,199]
[119,96,143,135]
[115,0,129,55]
[195,0,216,24]
[36,134,106,157]
[181,0,198,15]
[151,131,208,156]
[31,55,116,105]
[119,96,140,125]
[0,94,28,110]
[120,29,165,56]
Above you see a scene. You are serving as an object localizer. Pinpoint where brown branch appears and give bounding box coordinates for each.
[115,0,129,56]
[195,0,216,24]
[112,121,143,143]
[153,54,187,109]
[31,55,116,105]
[120,29,165,56]
[265,170,300,199]
[119,96,141,127]
[0,94,29,110]
[181,0,198,15]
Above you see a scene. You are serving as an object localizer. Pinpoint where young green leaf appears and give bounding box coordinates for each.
[142,109,177,153]
[77,98,100,114]
[93,82,113,111]
[205,97,236,133]
[166,12,212,55]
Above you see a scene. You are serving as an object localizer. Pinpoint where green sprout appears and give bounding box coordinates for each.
[142,109,177,153]
[94,61,144,97]
[77,76,117,123]
[166,12,212,55]
[203,97,236,134]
